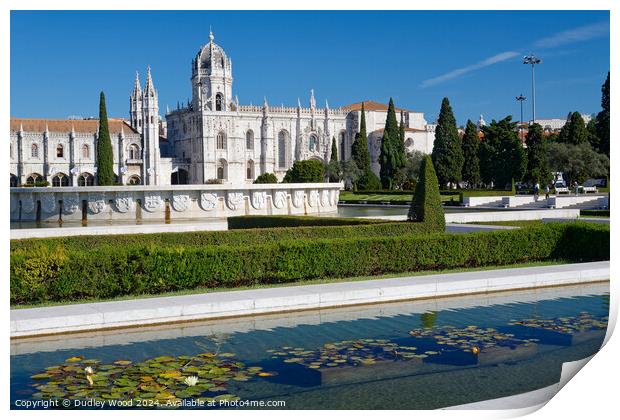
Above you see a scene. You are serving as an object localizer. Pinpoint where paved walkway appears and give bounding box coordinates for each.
[11,261,609,338]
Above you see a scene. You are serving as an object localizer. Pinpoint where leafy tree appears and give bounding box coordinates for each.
[525,123,551,185]
[407,155,445,230]
[254,173,278,184]
[350,103,379,190]
[385,98,405,169]
[379,130,397,189]
[478,116,527,188]
[557,112,572,144]
[566,112,588,145]
[339,160,362,190]
[461,120,481,188]
[328,136,339,182]
[431,97,463,188]
[586,119,600,150]
[282,160,324,183]
[394,151,424,190]
[596,72,610,156]
[546,142,609,186]
[96,91,115,186]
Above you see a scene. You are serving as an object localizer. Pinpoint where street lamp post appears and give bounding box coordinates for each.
[516,94,526,141]
[523,54,542,124]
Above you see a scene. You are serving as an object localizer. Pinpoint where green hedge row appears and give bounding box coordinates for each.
[227,215,383,229]
[11,221,439,253]
[10,222,609,305]
[580,210,610,217]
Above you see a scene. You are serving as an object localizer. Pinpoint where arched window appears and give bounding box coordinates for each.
[82,144,90,159]
[215,93,223,111]
[339,131,346,161]
[246,130,254,150]
[246,160,254,180]
[217,159,227,180]
[31,143,39,158]
[52,173,70,187]
[10,174,18,187]
[405,138,414,149]
[128,144,140,160]
[77,172,94,186]
[127,175,141,185]
[26,173,42,185]
[56,144,64,158]
[308,134,318,152]
[278,130,288,168]
[216,131,227,150]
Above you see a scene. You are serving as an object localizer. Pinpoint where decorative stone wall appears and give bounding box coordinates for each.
[10,183,342,223]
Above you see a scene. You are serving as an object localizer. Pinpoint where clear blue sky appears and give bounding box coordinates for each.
[11,10,609,126]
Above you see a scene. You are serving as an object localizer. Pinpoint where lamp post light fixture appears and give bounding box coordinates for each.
[523,53,542,124]
[516,94,527,141]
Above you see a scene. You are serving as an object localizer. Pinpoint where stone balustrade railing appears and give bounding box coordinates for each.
[10,183,343,223]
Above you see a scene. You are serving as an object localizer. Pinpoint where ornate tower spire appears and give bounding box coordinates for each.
[309,89,316,109]
[144,66,157,97]
[131,71,142,98]
[209,26,214,43]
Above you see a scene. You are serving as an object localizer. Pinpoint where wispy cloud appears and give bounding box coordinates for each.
[533,21,609,49]
[419,51,519,88]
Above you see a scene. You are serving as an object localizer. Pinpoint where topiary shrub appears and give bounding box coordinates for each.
[254,173,278,184]
[283,160,325,183]
[408,155,445,230]
[357,170,382,191]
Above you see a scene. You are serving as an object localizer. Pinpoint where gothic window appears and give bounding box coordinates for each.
[217,159,227,180]
[339,131,346,161]
[215,93,223,111]
[308,134,318,152]
[31,143,39,158]
[128,144,140,160]
[26,173,42,185]
[246,160,254,180]
[82,144,90,159]
[52,173,70,187]
[127,175,141,185]
[10,174,18,187]
[78,172,94,186]
[216,131,227,150]
[246,130,254,150]
[56,144,64,158]
[278,130,288,168]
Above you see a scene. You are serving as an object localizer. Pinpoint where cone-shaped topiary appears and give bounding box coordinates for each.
[96,91,115,186]
[408,155,445,230]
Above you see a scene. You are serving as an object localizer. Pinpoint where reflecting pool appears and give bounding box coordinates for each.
[11,283,609,409]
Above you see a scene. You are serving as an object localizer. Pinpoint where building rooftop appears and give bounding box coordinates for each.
[10,118,138,135]
[342,100,419,114]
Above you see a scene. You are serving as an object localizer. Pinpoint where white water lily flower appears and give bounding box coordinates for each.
[85,366,94,374]
[184,376,199,386]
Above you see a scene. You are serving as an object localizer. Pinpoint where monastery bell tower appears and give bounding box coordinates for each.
[191,30,233,112]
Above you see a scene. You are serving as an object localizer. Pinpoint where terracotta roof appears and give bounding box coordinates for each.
[10,118,138,135]
[372,127,427,134]
[342,100,418,113]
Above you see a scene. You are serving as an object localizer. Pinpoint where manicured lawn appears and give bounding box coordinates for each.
[11,260,570,310]
[339,191,459,203]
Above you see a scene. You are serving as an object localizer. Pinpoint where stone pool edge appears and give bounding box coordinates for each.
[10,261,610,338]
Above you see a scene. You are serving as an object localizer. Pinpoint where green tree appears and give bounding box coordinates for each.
[394,151,424,190]
[339,160,362,190]
[461,120,481,188]
[254,173,278,184]
[546,142,609,186]
[282,160,325,183]
[385,98,405,169]
[557,112,573,144]
[96,91,115,185]
[379,130,397,189]
[407,155,445,230]
[586,119,600,150]
[431,97,463,188]
[478,116,527,188]
[328,136,339,182]
[350,102,380,190]
[596,72,610,156]
[525,123,550,185]
[566,112,588,145]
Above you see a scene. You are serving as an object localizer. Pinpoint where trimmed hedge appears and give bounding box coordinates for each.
[10,221,439,254]
[10,222,609,305]
[408,155,445,229]
[580,210,610,217]
[227,215,383,229]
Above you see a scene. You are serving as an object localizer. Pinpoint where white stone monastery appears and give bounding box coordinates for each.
[10,32,436,187]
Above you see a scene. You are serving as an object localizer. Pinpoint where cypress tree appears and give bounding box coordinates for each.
[586,119,600,150]
[351,103,381,190]
[557,112,573,143]
[461,120,481,188]
[596,72,610,156]
[384,98,405,171]
[398,110,406,167]
[328,136,339,182]
[96,91,115,186]
[566,112,588,145]
[431,97,463,188]
[525,123,550,185]
[408,155,445,231]
[379,130,395,189]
